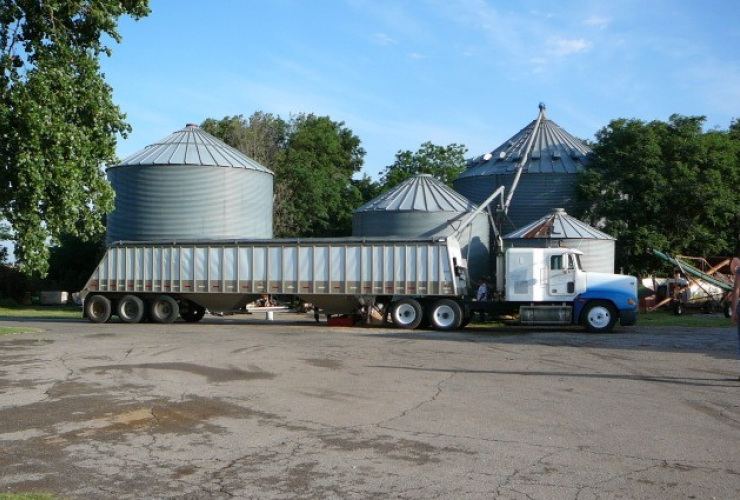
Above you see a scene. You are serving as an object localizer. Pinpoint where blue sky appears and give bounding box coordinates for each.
[103,0,740,180]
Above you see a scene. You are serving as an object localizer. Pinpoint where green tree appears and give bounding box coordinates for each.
[276,114,366,237]
[0,221,10,263]
[46,232,106,292]
[0,0,150,276]
[379,141,467,191]
[576,114,740,276]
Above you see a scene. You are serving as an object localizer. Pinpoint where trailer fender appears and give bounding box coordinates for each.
[574,289,638,327]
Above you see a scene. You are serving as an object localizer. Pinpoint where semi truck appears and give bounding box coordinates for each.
[80,233,638,333]
[80,181,638,331]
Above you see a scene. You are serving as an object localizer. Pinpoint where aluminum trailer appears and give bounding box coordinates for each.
[80,237,468,329]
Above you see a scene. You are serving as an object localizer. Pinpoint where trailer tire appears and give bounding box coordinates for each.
[428,299,463,330]
[391,298,423,329]
[149,295,179,324]
[85,294,112,323]
[117,295,145,323]
[180,301,206,322]
[582,300,617,333]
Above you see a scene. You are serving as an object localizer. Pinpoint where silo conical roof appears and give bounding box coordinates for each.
[355,173,477,213]
[457,103,592,179]
[504,208,613,241]
[111,124,273,174]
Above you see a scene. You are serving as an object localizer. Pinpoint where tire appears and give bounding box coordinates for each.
[673,302,683,316]
[391,298,423,329]
[582,300,617,333]
[117,295,144,323]
[149,295,179,324]
[85,294,112,323]
[180,301,206,322]
[428,299,463,331]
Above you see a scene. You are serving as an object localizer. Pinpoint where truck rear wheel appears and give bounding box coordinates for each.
[85,294,112,323]
[117,295,144,323]
[428,299,463,330]
[391,298,423,329]
[582,300,617,333]
[149,295,179,324]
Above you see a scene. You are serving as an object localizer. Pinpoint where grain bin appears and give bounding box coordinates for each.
[454,103,592,234]
[503,208,615,273]
[106,124,274,244]
[353,174,490,282]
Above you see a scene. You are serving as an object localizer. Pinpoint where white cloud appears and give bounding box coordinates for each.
[373,32,397,46]
[583,16,611,29]
[548,38,592,56]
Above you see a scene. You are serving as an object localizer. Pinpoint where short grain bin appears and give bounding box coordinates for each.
[106,124,274,244]
[503,208,615,273]
[353,174,490,282]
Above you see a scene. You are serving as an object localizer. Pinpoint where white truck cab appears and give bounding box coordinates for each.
[503,247,638,332]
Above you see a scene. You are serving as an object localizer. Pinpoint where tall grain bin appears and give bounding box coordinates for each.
[503,208,615,273]
[353,174,490,282]
[106,124,274,244]
[454,103,592,234]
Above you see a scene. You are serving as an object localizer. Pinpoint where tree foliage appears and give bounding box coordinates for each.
[576,114,740,276]
[203,112,369,237]
[0,0,150,276]
[378,141,467,192]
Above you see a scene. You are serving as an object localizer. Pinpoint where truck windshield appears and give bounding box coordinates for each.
[573,254,582,270]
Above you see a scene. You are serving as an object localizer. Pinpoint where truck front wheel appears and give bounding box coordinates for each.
[428,299,463,330]
[582,300,617,333]
[85,295,112,323]
[391,298,423,329]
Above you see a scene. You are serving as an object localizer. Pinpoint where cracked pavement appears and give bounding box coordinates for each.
[1,315,739,499]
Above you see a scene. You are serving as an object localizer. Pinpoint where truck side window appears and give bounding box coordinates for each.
[551,255,563,270]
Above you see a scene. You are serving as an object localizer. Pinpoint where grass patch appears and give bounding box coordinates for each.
[0,305,81,320]
[638,310,732,328]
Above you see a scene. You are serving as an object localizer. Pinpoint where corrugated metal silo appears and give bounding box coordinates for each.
[353,174,490,282]
[106,124,274,244]
[503,208,615,273]
[454,103,592,234]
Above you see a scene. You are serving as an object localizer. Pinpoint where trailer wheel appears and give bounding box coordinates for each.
[391,298,423,329]
[85,294,112,323]
[582,300,617,333]
[149,295,179,324]
[117,295,144,323]
[180,301,206,322]
[428,299,463,330]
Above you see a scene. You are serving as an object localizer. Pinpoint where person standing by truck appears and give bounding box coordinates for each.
[731,258,740,380]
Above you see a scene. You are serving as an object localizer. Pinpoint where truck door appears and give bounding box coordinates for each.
[549,253,576,297]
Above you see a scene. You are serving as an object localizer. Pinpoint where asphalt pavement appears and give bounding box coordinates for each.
[1,314,739,499]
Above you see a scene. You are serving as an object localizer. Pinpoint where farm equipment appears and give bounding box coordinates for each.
[648,249,734,316]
